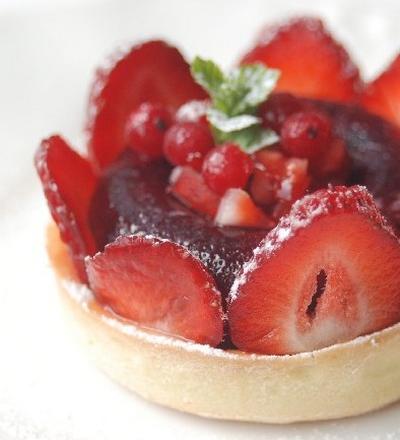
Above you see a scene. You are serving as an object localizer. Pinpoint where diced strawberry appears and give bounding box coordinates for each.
[272,158,311,218]
[228,186,400,355]
[241,17,362,102]
[250,153,310,216]
[35,136,98,281]
[87,40,207,170]
[168,166,221,218]
[86,235,224,346]
[254,149,287,175]
[215,188,275,229]
[360,54,400,127]
[249,168,281,207]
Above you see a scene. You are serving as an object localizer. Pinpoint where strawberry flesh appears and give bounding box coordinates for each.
[228,186,400,355]
[35,136,98,281]
[87,40,207,170]
[215,188,275,229]
[169,166,221,218]
[86,235,223,346]
[360,54,400,127]
[241,17,362,102]
[89,99,400,296]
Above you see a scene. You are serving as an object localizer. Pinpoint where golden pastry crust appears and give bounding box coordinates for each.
[47,223,400,423]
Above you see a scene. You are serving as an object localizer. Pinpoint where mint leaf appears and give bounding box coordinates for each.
[229,65,280,114]
[215,65,280,116]
[191,57,225,97]
[207,109,260,132]
[190,57,280,153]
[214,125,279,153]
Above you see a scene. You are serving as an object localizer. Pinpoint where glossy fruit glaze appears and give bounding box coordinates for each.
[90,153,266,298]
[89,96,400,299]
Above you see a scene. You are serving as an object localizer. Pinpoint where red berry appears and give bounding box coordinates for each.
[86,235,223,346]
[241,17,362,102]
[360,54,400,127]
[124,102,172,159]
[202,144,254,195]
[35,136,98,282]
[229,186,400,354]
[280,111,332,161]
[259,93,306,131]
[163,122,214,170]
[87,40,207,169]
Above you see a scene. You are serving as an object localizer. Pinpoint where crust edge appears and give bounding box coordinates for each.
[47,223,400,423]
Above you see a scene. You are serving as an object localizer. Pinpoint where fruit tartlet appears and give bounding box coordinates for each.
[36,17,400,423]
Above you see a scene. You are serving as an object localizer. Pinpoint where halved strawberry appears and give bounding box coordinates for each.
[228,186,400,355]
[241,17,362,102]
[35,136,98,281]
[359,54,400,127]
[215,188,275,229]
[86,235,224,346]
[169,166,221,218]
[87,40,207,170]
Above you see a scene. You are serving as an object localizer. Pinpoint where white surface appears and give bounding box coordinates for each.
[1,0,400,438]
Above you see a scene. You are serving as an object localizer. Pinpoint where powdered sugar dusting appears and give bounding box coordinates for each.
[62,280,93,306]
[61,279,398,362]
[229,185,395,302]
[175,99,209,123]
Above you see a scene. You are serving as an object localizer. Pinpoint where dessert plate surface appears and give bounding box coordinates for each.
[1,0,400,438]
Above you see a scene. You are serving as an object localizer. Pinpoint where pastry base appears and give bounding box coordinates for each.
[47,223,400,424]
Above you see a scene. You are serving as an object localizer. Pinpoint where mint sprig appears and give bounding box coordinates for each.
[191,57,280,153]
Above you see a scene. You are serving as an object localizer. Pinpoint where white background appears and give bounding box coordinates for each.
[1,0,400,438]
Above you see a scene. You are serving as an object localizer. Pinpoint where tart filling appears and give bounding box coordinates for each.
[36,16,400,358]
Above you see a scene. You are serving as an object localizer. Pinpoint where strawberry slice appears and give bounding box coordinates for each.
[86,235,224,346]
[241,17,362,102]
[35,135,98,281]
[215,188,275,229]
[169,166,221,218]
[360,55,400,127]
[228,186,400,355]
[87,40,207,170]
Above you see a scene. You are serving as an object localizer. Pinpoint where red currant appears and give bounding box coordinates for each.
[163,122,214,170]
[124,102,172,159]
[259,93,305,132]
[202,143,254,195]
[280,110,332,161]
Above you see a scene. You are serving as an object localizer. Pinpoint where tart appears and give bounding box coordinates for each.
[35,16,400,423]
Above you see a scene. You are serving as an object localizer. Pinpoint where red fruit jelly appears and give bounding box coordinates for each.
[89,97,400,299]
